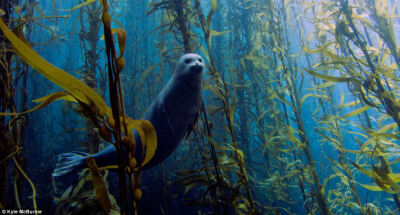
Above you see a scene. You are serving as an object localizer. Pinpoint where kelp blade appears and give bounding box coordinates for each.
[61,0,97,12]
[0,17,157,168]
[0,18,111,117]
[87,157,118,213]
[0,92,74,116]
[126,119,157,168]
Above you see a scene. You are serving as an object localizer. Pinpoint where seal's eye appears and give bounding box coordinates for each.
[184,58,192,64]
[198,58,203,63]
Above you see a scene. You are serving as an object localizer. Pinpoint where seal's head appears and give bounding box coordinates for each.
[175,53,204,79]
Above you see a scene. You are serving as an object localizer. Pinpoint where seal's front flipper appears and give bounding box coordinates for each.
[52,151,88,177]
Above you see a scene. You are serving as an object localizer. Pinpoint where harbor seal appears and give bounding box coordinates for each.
[52,53,204,176]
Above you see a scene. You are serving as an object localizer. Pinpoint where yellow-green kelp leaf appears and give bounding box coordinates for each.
[341,106,371,118]
[87,157,117,213]
[0,18,111,117]
[376,123,398,134]
[359,184,384,192]
[0,17,157,168]
[100,28,123,40]
[71,176,88,198]
[358,173,400,192]
[256,108,271,123]
[352,14,375,30]
[278,145,301,153]
[352,161,400,194]
[60,185,73,200]
[0,92,74,116]
[284,126,303,146]
[389,10,398,47]
[0,9,5,16]
[300,93,328,107]
[321,173,342,195]
[317,81,337,88]
[210,29,231,37]
[338,100,361,109]
[303,42,334,54]
[304,68,358,83]
[207,0,217,28]
[126,119,157,168]
[100,28,126,56]
[304,42,352,64]
[137,64,158,86]
[200,45,210,63]
[61,0,96,12]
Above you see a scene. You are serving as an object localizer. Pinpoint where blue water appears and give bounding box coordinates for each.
[1,0,400,214]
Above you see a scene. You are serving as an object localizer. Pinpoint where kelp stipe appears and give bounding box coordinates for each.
[195,0,257,213]
[0,0,157,214]
[147,0,259,214]
[100,1,156,213]
[4,0,400,214]
[303,0,400,213]
[0,1,39,210]
[299,3,365,214]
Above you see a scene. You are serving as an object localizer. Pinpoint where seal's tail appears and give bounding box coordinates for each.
[52,151,88,177]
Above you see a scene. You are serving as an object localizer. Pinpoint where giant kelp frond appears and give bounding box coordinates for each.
[87,157,118,214]
[0,18,110,116]
[52,167,119,215]
[61,0,97,12]
[302,0,400,213]
[0,92,75,116]
[193,1,258,213]
[143,0,400,214]
[6,0,400,214]
[12,157,37,210]
[0,17,157,169]
[0,4,156,214]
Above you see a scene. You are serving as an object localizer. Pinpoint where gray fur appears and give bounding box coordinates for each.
[52,53,204,176]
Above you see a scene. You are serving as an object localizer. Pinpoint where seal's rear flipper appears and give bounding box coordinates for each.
[52,151,88,177]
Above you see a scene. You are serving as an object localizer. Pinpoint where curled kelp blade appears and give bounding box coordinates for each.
[125,119,157,168]
[352,161,400,194]
[0,17,157,168]
[0,18,111,117]
[0,92,74,116]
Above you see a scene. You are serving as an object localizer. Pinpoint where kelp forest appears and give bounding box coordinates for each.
[1,0,400,214]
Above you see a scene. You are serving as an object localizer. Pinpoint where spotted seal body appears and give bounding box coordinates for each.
[53,53,204,176]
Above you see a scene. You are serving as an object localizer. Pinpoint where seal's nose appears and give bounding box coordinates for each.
[191,63,203,73]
